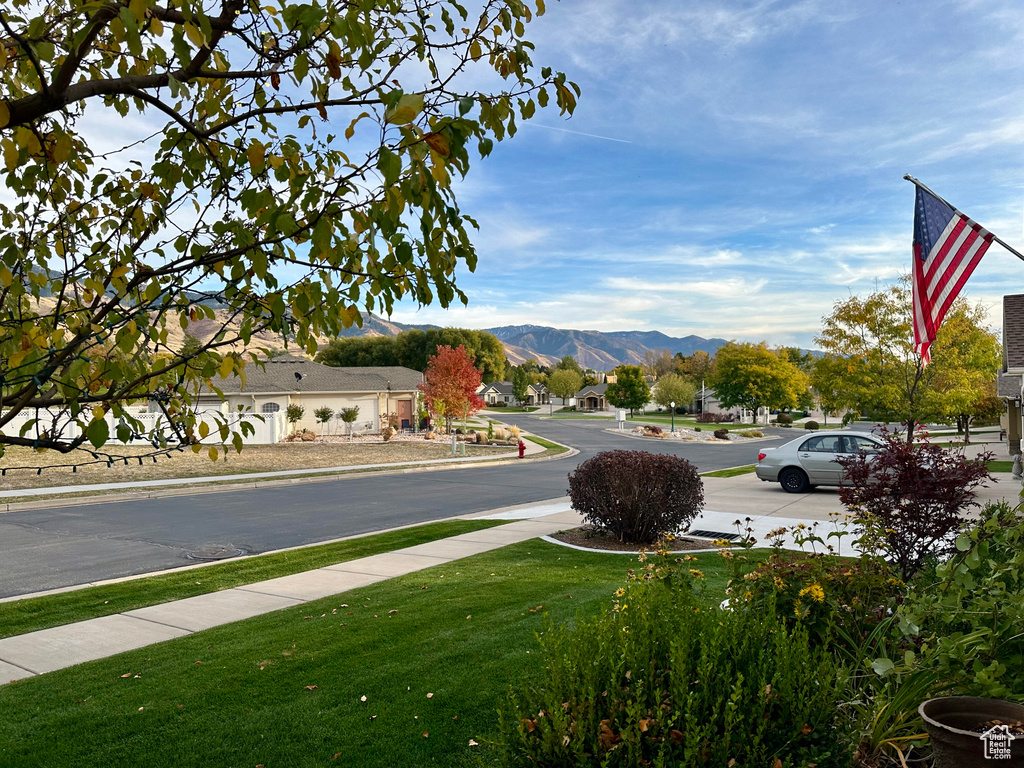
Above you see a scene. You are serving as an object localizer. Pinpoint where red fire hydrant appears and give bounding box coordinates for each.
[518,439,526,458]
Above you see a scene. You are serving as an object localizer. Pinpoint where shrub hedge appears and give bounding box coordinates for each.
[567,451,703,544]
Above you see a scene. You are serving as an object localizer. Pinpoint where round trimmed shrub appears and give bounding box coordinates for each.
[804,420,820,431]
[645,424,663,435]
[714,429,728,439]
[567,450,704,544]
[776,413,794,426]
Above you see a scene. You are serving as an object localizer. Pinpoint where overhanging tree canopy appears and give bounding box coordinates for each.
[0,0,576,460]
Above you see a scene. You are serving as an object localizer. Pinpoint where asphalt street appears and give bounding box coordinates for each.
[0,414,785,598]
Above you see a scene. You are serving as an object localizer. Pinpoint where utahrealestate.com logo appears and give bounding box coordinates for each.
[981,724,1017,760]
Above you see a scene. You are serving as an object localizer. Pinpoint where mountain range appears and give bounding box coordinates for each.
[334,314,729,370]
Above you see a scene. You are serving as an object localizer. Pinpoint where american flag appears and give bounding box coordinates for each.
[912,184,993,363]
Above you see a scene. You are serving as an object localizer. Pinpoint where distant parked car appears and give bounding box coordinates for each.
[755,430,882,493]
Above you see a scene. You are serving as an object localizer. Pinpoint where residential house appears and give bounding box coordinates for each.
[479,381,550,406]
[576,383,609,411]
[998,294,1024,457]
[210,354,423,434]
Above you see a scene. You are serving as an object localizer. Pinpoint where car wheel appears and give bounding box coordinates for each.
[779,467,809,494]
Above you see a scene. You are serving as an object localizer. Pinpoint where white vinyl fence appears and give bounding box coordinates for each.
[0,407,289,446]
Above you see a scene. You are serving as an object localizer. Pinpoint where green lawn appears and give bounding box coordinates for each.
[701,464,757,478]
[482,406,539,413]
[989,460,1013,473]
[524,435,565,452]
[0,542,735,768]
[0,519,507,640]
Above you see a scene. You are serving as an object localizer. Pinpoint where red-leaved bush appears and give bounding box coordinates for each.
[567,450,704,544]
[837,431,992,581]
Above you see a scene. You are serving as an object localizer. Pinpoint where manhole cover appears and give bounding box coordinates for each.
[186,546,247,561]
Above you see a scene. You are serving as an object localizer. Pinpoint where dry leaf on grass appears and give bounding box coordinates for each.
[468,739,478,746]
[426,693,434,699]
[304,685,318,690]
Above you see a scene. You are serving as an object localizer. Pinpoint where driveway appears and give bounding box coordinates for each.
[704,471,1019,522]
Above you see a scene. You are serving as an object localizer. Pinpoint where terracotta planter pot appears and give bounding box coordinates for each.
[919,697,1024,767]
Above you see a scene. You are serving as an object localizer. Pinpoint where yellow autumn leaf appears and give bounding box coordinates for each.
[0,101,9,129]
[247,140,265,171]
[219,355,233,378]
[128,0,147,21]
[385,93,424,125]
[52,133,72,164]
[7,349,28,369]
[208,445,218,461]
[0,267,11,287]
[198,420,210,439]
[184,22,206,49]
[2,140,17,172]
[111,265,130,280]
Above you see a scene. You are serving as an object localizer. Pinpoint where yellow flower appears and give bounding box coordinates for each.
[886,577,905,587]
[773,577,785,590]
[744,591,752,601]
[615,588,625,597]
[688,569,704,578]
[799,583,825,603]
[718,550,735,560]
[712,539,731,547]
[683,555,698,562]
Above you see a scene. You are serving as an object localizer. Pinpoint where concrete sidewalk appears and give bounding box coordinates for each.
[0,508,584,684]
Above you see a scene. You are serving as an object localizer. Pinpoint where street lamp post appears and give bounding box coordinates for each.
[670,401,675,433]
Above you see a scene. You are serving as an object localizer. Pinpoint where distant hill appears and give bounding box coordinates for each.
[488,325,729,370]
[334,315,728,370]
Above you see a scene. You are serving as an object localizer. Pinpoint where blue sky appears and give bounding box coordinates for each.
[390,0,1024,347]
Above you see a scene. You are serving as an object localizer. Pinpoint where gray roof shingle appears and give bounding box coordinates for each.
[998,372,1022,399]
[1005,295,1024,370]
[217,354,422,394]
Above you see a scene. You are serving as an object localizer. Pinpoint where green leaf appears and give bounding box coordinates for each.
[87,419,109,449]
[871,657,895,677]
[956,533,972,552]
[294,54,309,83]
[377,148,402,186]
[385,93,424,125]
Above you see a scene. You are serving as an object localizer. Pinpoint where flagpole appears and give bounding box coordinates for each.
[904,174,1024,263]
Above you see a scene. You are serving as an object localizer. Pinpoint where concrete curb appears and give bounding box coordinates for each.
[539,535,722,555]
[0,441,578,514]
[603,428,780,445]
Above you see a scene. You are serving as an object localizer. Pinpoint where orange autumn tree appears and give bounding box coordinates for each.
[419,345,484,434]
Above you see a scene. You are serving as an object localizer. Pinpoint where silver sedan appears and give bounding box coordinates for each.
[755,430,882,493]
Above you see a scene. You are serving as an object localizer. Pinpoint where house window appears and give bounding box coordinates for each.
[261,403,280,414]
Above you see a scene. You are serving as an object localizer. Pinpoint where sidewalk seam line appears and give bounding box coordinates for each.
[0,657,40,676]
[118,612,196,635]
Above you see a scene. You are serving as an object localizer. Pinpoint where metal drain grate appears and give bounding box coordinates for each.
[186,546,248,561]
[687,530,739,541]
